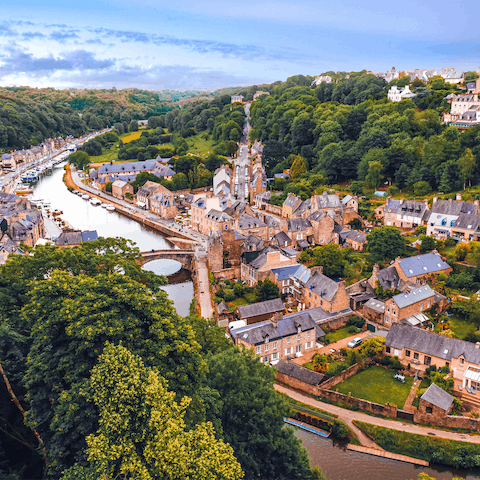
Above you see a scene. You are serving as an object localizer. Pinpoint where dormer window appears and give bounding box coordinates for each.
[265,335,269,343]
[297,326,301,334]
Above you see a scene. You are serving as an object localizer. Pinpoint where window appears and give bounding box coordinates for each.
[420,303,423,311]
[264,355,269,363]
[446,362,449,368]
[272,352,278,360]
[427,300,431,308]
[426,407,433,414]
[287,338,290,344]
[283,280,289,286]
[414,352,419,360]
[256,346,261,354]
[265,345,269,352]
[307,332,311,338]
[461,358,465,365]
[424,356,431,366]
[385,316,389,323]
[285,347,292,355]
[386,346,391,353]
[305,342,312,349]
[296,345,301,353]
[273,342,277,349]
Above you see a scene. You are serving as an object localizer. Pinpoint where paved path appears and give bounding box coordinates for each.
[402,379,420,413]
[275,384,480,444]
[195,246,214,319]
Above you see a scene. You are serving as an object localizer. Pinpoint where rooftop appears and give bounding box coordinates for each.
[237,298,284,320]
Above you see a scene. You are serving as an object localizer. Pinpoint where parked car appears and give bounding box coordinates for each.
[347,337,363,349]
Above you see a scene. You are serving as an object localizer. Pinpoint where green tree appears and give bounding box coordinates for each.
[290,155,308,179]
[311,244,346,278]
[63,343,243,480]
[365,161,383,189]
[68,150,90,170]
[22,269,204,476]
[105,181,112,193]
[414,180,432,197]
[129,119,139,132]
[419,235,436,253]
[254,279,280,303]
[206,348,319,480]
[226,140,238,156]
[458,148,476,188]
[366,226,406,260]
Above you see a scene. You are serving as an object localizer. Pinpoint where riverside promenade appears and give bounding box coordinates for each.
[68,167,214,318]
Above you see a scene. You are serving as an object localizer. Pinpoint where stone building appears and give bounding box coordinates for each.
[415,383,454,424]
[112,180,133,200]
[236,298,285,325]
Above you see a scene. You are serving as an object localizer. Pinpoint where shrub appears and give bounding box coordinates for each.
[332,420,350,440]
[347,316,366,329]
[223,289,236,302]
[390,357,402,370]
[213,296,222,304]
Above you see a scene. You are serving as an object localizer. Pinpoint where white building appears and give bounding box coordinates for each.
[387,85,417,102]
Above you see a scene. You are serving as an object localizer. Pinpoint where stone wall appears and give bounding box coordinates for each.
[317,310,352,331]
[321,359,371,390]
[213,266,241,281]
[276,371,320,396]
[413,411,480,432]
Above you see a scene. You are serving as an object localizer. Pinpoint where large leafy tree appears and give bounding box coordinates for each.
[254,279,280,303]
[311,244,346,278]
[22,270,204,476]
[206,348,320,480]
[62,343,243,480]
[366,226,406,260]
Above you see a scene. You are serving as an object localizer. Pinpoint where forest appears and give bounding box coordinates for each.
[0,237,325,480]
[248,72,480,195]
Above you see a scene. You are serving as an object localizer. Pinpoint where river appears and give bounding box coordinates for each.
[32,162,194,316]
[31,163,480,479]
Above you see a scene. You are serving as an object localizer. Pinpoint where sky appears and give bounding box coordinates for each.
[1,0,479,91]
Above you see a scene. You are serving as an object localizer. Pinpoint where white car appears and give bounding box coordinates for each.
[347,337,363,349]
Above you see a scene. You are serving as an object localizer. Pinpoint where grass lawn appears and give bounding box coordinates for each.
[88,144,119,164]
[324,325,359,344]
[227,297,249,312]
[185,133,219,157]
[121,131,144,143]
[435,314,476,340]
[334,365,414,408]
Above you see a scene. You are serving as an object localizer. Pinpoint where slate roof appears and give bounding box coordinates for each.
[233,230,246,240]
[244,246,288,269]
[256,191,271,203]
[376,266,401,290]
[152,163,175,178]
[305,271,338,302]
[206,209,232,222]
[283,194,302,209]
[0,192,19,204]
[237,298,285,320]
[273,231,291,246]
[112,180,128,189]
[137,181,160,198]
[313,192,342,209]
[392,285,434,309]
[98,159,156,175]
[397,253,451,278]
[242,235,264,251]
[274,173,290,179]
[271,264,307,281]
[292,198,311,217]
[397,200,428,216]
[421,383,454,411]
[452,213,480,231]
[430,199,476,216]
[383,198,402,213]
[386,324,480,364]
[237,213,266,229]
[364,298,385,313]
[217,300,229,314]
[231,311,323,345]
[263,215,280,228]
[288,218,312,232]
[342,194,353,205]
[55,231,83,245]
[81,231,98,242]
[345,230,367,243]
[276,360,326,385]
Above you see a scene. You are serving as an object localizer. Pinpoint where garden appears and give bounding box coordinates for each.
[334,365,413,408]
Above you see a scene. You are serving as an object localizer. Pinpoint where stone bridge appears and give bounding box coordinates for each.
[139,250,194,271]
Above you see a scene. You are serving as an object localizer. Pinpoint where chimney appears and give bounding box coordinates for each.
[476,342,480,349]
[372,264,380,278]
[309,265,323,276]
[432,195,438,204]
[448,197,453,203]
[456,193,462,201]
[270,311,283,327]
[475,200,480,215]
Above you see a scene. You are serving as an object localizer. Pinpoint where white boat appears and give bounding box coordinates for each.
[106,205,115,212]
[101,203,107,208]
[90,198,101,206]
[81,194,90,200]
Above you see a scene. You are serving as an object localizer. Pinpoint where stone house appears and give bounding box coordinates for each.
[387,85,417,102]
[269,264,310,295]
[236,298,285,325]
[282,194,303,218]
[97,159,157,177]
[136,181,162,209]
[150,189,178,219]
[377,198,430,229]
[303,267,350,313]
[249,160,267,200]
[287,218,313,249]
[343,230,367,251]
[235,213,268,239]
[241,246,298,286]
[1,154,15,170]
[308,210,336,245]
[415,383,454,424]
[112,180,133,200]
[384,324,480,399]
[213,165,232,196]
[390,252,452,286]
[0,233,26,265]
[230,308,324,363]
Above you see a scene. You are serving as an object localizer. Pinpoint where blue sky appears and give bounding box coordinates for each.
[1,0,479,90]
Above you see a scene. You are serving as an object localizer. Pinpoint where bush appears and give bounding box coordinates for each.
[347,316,366,329]
[332,420,350,440]
[390,357,402,370]
[223,289,236,302]
[213,296,222,304]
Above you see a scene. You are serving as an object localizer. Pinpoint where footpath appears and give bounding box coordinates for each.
[276,384,480,444]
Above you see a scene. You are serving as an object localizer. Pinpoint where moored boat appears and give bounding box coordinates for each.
[106,205,115,212]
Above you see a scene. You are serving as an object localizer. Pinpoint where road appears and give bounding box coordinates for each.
[233,103,251,201]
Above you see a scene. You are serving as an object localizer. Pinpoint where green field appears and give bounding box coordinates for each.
[185,133,219,157]
[434,314,476,340]
[334,365,413,408]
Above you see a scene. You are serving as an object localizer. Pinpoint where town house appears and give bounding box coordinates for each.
[136,181,162,209]
[149,186,178,219]
[235,298,285,325]
[287,218,313,249]
[112,180,133,200]
[230,309,325,364]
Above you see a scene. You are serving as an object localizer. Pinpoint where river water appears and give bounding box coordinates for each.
[32,163,194,316]
[31,163,480,479]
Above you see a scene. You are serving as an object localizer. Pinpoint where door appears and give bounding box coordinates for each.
[367,324,376,332]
